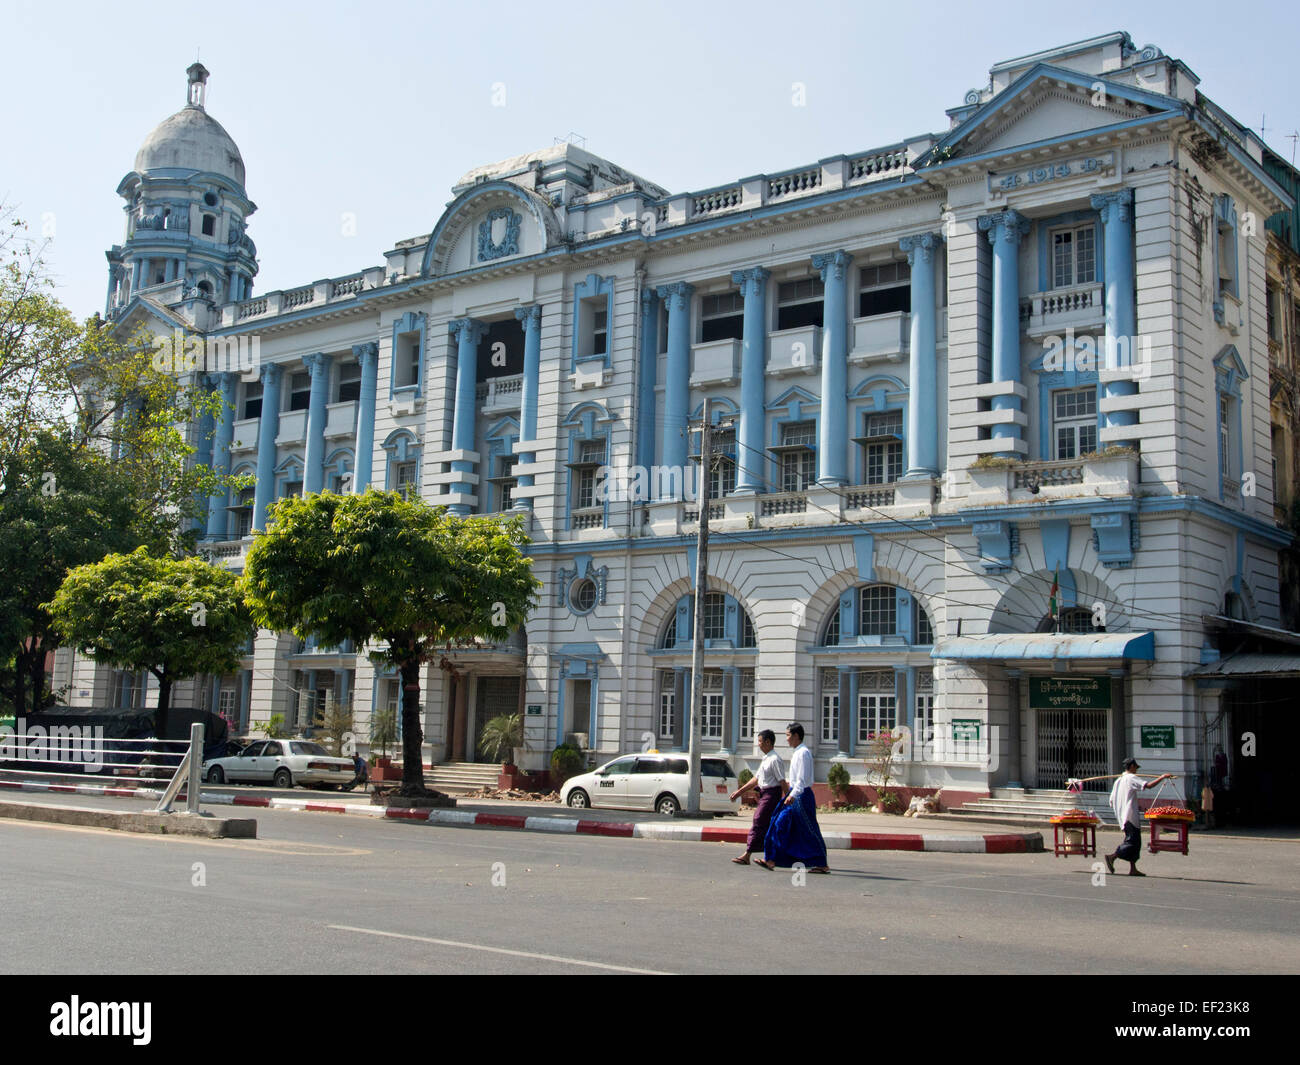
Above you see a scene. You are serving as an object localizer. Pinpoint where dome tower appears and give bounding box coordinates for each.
[105,64,258,322]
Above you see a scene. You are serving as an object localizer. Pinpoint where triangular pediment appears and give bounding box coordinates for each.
[109,295,192,341]
[933,64,1180,163]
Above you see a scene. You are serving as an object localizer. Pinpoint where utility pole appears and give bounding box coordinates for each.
[684,397,712,814]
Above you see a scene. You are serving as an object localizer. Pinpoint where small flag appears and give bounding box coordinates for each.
[1049,567,1059,623]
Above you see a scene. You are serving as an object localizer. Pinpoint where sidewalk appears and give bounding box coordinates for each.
[0,775,1042,852]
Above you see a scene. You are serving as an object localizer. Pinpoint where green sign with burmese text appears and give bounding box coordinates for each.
[1029,676,1112,710]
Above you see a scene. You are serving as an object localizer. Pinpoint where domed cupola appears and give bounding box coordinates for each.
[106,63,258,322]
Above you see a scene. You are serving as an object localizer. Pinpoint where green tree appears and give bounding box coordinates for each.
[46,548,255,739]
[241,490,540,796]
[0,204,249,713]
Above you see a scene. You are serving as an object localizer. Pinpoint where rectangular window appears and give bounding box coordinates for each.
[1052,387,1098,460]
[858,261,911,318]
[578,297,609,359]
[288,372,311,412]
[282,480,303,499]
[235,487,255,538]
[708,428,737,498]
[1220,395,1233,480]
[740,671,755,741]
[394,334,421,390]
[703,593,727,641]
[497,455,517,512]
[1216,198,1238,302]
[1051,225,1096,289]
[776,278,824,331]
[393,461,417,499]
[862,410,903,484]
[242,381,263,421]
[740,611,755,649]
[573,439,606,511]
[701,291,745,342]
[779,420,817,492]
[857,669,897,743]
[702,672,724,741]
[820,669,839,745]
[659,671,675,740]
[915,603,933,646]
[858,586,897,637]
[337,361,361,402]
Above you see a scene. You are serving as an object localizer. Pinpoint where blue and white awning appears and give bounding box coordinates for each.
[932,632,1155,661]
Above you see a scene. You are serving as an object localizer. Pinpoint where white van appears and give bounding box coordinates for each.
[561,753,741,815]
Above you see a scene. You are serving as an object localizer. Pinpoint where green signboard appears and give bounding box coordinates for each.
[951,719,981,742]
[1029,676,1112,710]
[1140,725,1176,749]
[526,704,543,717]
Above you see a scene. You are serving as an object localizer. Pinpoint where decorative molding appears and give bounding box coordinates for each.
[514,303,542,329]
[972,520,1019,573]
[656,280,694,310]
[259,362,283,386]
[304,351,331,377]
[477,207,521,261]
[1090,187,1134,224]
[352,341,378,366]
[899,232,943,265]
[449,317,488,345]
[1090,511,1136,568]
[978,209,1029,245]
[812,249,853,283]
[730,266,771,297]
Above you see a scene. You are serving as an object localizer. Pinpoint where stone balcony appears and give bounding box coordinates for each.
[231,417,259,454]
[1020,283,1104,339]
[964,451,1139,507]
[200,538,252,571]
[850,311,909,365]
[767,325,821,377]
[691,338,741,387]
[224,268,385,326]
[475,373,524,413]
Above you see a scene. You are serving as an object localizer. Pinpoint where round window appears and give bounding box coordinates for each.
[203,192,218,207]
[571,579,598,613]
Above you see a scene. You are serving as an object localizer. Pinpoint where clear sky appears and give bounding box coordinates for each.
[5,0,1299,319]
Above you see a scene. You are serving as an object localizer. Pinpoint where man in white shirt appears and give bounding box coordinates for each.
[1105,757,1174,876]
[756,723,829,873]
[729,729,785,865]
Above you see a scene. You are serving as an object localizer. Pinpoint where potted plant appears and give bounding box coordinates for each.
[736,768,758,807]
[369,707,399,779]
[863,730,901,813]
[550,743,585,790]
[479,712,523,768]
[827,762,852,807]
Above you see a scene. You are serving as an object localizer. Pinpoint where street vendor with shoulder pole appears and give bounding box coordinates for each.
[1103,758,1174,877]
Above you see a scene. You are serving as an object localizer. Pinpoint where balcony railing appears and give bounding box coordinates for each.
[1013,459,1085,490]
[760,492,808,517]
[844,484,897,509]
[683,503,725,523]
[1020,283,1104,338]
[572,507,604,530]
[475,374,524,411]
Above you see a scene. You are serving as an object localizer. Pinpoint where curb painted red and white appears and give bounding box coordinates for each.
[0,778,1042,853]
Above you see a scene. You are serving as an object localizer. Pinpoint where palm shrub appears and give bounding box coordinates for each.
[479,712,523,765]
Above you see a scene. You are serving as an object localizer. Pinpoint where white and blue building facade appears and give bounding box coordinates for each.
[64,33,1296,801]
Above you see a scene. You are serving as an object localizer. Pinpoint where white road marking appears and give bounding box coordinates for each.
[924,883,1200,911]
[328,924,672,974]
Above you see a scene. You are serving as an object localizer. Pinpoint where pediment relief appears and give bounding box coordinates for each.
[422,181,561,278]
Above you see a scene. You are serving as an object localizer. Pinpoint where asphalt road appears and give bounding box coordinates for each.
[2,794,1298,975]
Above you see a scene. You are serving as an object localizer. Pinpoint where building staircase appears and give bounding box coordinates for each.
[424,762,503,795]
[945,787,1116,826]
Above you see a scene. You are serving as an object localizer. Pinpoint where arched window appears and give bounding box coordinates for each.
[820,584,931,645]
[1038,608,1098,634]
[655,592,756,650]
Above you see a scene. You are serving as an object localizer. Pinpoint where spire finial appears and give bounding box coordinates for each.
[186,61,209,109]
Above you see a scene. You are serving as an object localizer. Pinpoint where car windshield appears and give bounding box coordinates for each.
[290,742,330,756]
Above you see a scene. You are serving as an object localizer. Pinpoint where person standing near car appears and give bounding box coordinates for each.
[730,730,785,865]
[757,723,829,873]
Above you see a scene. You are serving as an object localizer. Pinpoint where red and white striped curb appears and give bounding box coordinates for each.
[0,778,1041,853]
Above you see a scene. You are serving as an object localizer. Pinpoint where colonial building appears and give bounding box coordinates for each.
[62,31,1300,811]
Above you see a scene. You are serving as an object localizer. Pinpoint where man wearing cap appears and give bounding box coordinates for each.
[1105,758,1173,876]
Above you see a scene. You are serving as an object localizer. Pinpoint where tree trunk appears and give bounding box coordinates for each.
[398,656,427,795]
[28,643,47,712]
[155,673,172,743]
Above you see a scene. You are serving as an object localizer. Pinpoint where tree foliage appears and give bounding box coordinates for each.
[46,548,255,739]
[241,490,540,794]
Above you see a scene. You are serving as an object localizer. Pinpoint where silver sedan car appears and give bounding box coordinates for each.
[202,739,354,788]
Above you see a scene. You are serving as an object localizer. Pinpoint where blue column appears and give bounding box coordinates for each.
[1092,189,1137,447]
[252,363,283,531]
[656,282,694,490]
[637,288,659,473]
[514,305,542,507]
[732,266,770,493]
[978,210,1028,454]
[303,352,332,495]
[899,233,942,477]
[205,373,238,539]
[448,317,487,516]
[813,250,853,486]
[352,342,378,493]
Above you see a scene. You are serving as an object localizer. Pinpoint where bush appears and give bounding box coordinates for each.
[737,769,754,788]
[550,743,585,784]
[827,762,851,794]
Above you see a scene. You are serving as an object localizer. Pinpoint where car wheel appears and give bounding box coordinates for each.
[207,766,224,785]
[273,767,293,789]
[656,793,680,816]
[567,789,590,809]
